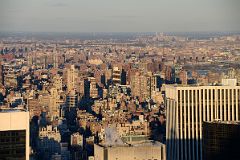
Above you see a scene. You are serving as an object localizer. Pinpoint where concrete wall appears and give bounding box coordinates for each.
[94,143,166,160]
[0,110,30,160]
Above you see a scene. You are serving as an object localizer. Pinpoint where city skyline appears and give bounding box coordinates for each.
[1,1,240,160]
[1,28,240,160]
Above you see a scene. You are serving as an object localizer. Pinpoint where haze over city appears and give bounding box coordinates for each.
[0,0,240,33]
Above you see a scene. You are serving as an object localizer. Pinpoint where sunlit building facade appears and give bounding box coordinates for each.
[165,85,240,160]
[202,121,240,160]
[0,109,30,160]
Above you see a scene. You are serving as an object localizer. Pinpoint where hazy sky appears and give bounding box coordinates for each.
[0,0,239,32]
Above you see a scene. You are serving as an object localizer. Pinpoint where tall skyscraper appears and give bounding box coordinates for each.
[165,85,240,160]
[3,64,17,88]
[66,90,78,108]
[112,67,121,85]
[0,61,3,85]
[131,72,155,101]
[202,121,240,160]
[0,109,30,160]
[178,70,188,85]
[49,87,63,118]
[84,77,99,99]
[89,77,98,99]
[67,65,76,92]
[53,53,59,68]
[53,74,63,91]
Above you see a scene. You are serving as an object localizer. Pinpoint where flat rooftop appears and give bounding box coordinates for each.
[0,108,27,113]
[99,140,164,148]
[204,120,240,125]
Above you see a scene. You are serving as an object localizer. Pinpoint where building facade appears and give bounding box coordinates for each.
[165,85,240,160]
[0,109,30,160]
[131,72,156,101]
[94,142,166,160]
[0,61,3,86]
[67,65,76,92]
[202,121,240,160]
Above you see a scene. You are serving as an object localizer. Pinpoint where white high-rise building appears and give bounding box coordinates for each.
[165,85,240,160]
[0,109,30,160]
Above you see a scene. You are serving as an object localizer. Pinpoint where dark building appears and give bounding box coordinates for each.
[203,121,240,160]
[0,130,26,160]
[84,78,90,98]
[121,69,127,85]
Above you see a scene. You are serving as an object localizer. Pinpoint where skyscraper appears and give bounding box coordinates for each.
[178,70,188,85]
[53,74,63,91]
[131,72,155,101]
[0,109,30,160]
[0,61,3,86]
[49,87,63,118]
[67,65,76,92]
[53,53,59,68]
[112,67,121,85]
[202,121,240,160]
[165,85,240,160]
[84,77,99,99]
[66,90,77,108]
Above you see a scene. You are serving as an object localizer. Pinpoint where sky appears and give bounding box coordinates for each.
[0,0,240,33]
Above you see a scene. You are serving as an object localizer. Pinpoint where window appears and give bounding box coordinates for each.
[0,130,26,160]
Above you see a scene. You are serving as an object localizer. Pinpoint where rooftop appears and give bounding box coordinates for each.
[99,140,164,148]
[165,83,240,88]
[0,108,27,113]
[204,120,240,125]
